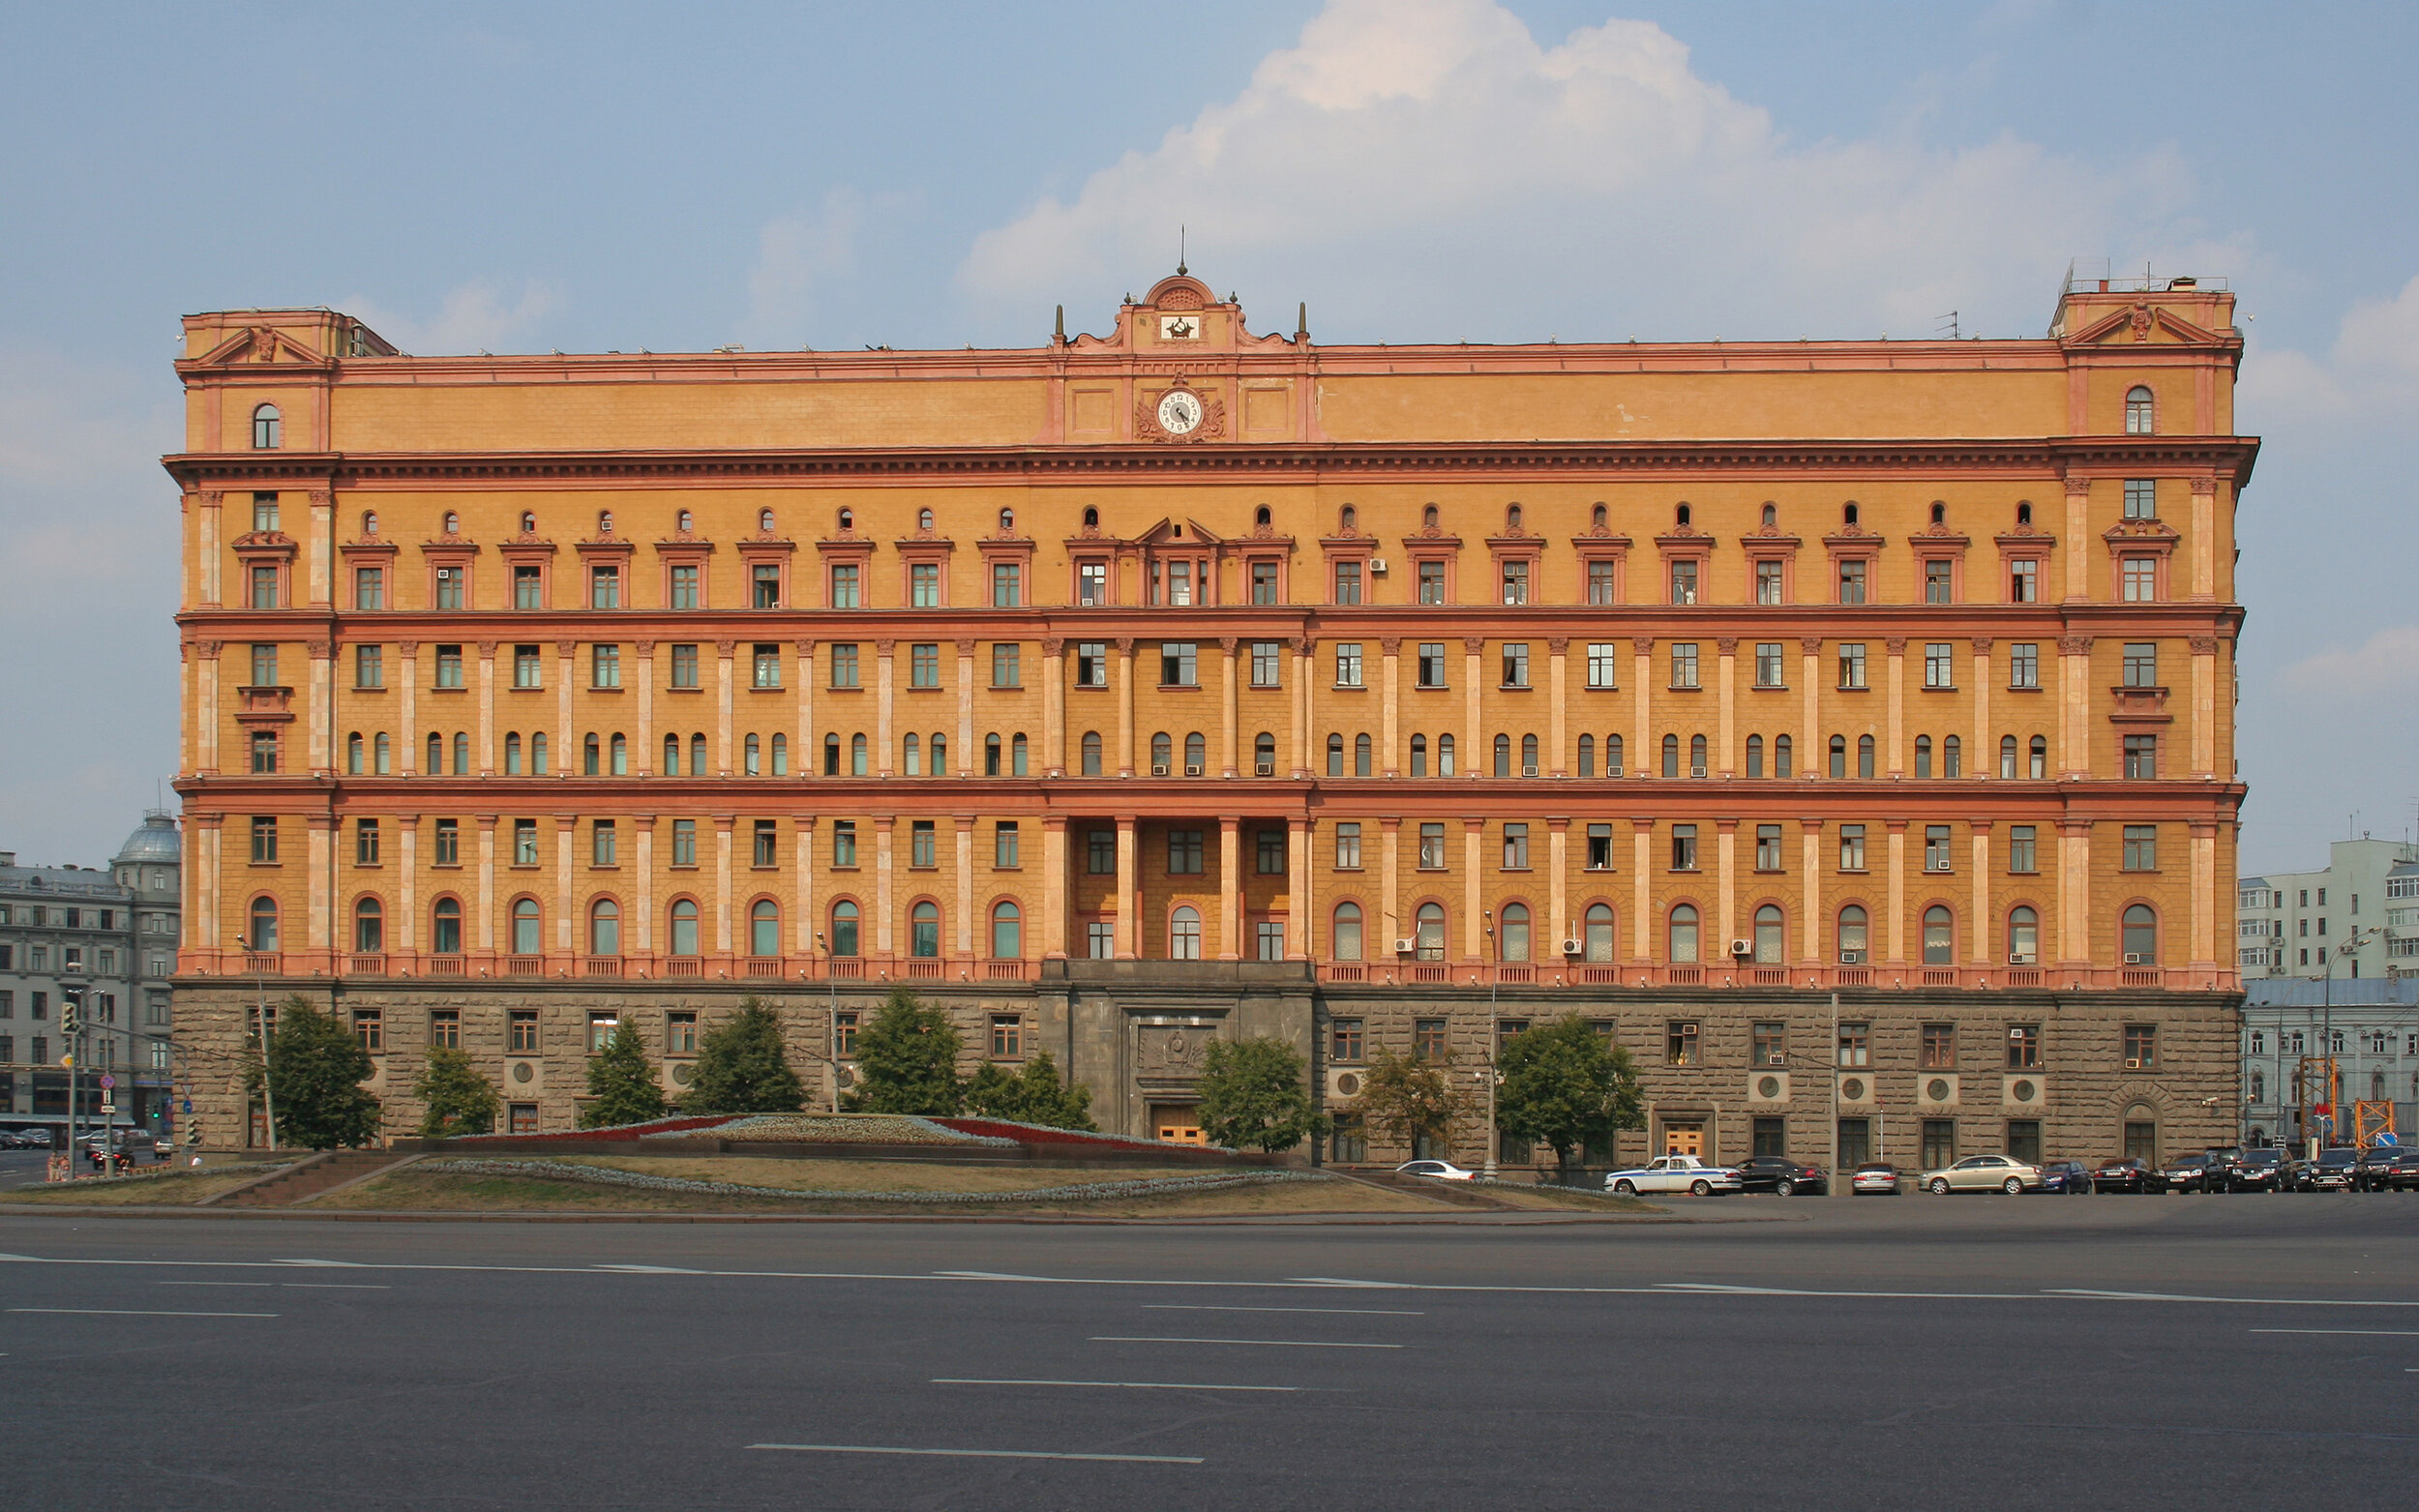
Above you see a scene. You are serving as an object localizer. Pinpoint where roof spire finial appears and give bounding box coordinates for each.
[1177,224,1187,277]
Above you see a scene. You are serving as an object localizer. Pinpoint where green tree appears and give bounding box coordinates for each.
[680,997,807,1113]
[1495,1016,1645,1177]
[1195,1036,1328,1152]
[581,1020,668,1128]
[961,1051,1096,1130]
[841,987,964,1115]
[264,995,381,1149]
[1353,1045,1464,1161]
[413,1046,500,1139]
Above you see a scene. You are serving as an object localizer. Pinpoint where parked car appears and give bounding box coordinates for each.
[1733,1155,1828,1196]
[1603,1155,1744,1196]
[2351,1147,2419,1192]
[2164,1154,2219,1193]
[2038,1160,2095,1194]
[1851,1162,1903,1195]
[2090,1157,2165,1194]
[2289,1148,2361,1191]
[18,1127,50,1146]
[2230,1148,2288,1192]
[152,1133,176,1159]
[1919,1155,2045,1194]
[1393,1159,1478,1181]
[0,1129,29,1149]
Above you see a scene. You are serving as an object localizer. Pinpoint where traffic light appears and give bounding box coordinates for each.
[185,1120,203,1148]
[61,998,79,1036]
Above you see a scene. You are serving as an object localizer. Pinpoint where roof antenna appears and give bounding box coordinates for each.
[1177,225,1187,277]
[1296,302,1308,341]
[1054,304,1064,343]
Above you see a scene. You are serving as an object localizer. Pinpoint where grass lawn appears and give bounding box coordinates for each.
[0,1158,301,1206]
[555,1155,1226,1193]
[1479,1183,1662,1214]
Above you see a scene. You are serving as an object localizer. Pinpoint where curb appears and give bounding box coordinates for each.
[0,1202,1721,1227]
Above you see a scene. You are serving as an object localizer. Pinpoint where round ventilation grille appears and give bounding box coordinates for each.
[510,1061,533,1083]
[2011,1079,2037,1102]
[1756,1075,1782,1100]
[1334,1071,1362,1097]
[833,1064,856,1088]
[672,1062,694,1085]
[1926,1078,1953,1103]
[1839,1078,1867,1102]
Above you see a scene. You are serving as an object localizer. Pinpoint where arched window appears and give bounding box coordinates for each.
[669,899,700,957]
[363,510,380,537]
[772,733,789,775]
[985,733,1002,776]
[823,732,842,776]
[1082,506,1099,528]
[1082,731,1103,776]
[745,899,778,958]
[1329,732,1347,777]
[442,510,461,535]
[1152,731,1174,772]
[851,733,868,775]
[1857,734,1875,779]
[745,733,762,776]
[761,507,777,533]
[1774,734,1792,778]
[1929,501,1946,526]
[347,732,364,774]
[598,509,614,534]
[375,733,392,774]
[1922,905,1954,964]
[2122,904,2159,962]
[2008,905,2039,962]
[2125,385,2155,434]
[1410,733,1428,777]
[1009,732,1026,775]
[1185,731,1206,773]
[504,731,522,774]
[837,508,854,531]
[1416,902,1447,962]
[433,897,463,955]
[1520,733,1538,774]
[914,507,934,532]
[1668,904,1700,964]
[1422,504,1440,529]
[911,901,941,958]
[2028,735,2047,779]
[1340,504,1358,532]
[689,733,705,775]
[1500,903,1531,962]
[998,507,1014,533]
[829,900,860,957]
[589,899,620,956]
[1689,734,1707,774]
[1754,904,1784,964]
[1256,504,1274,528]
[663,734,681,775]
[2250,1069,2264,1105]
[2016,500,2033,526]
[511,898,541,955]
[612,734,628,775]
[1662,733,1681,778]
[1837,904,1868,962]
[428,732,444,774]
[252,403,282,449]
[1675,502,1692,527]
[1332,902,1363,961]
[903,733,921,776]
[1494,733,1512,777]
[2000,734,2018,779]
[1943,734,1961,778]
[246,895,280,953]
[1437,733,1454,776]
[449,731,466,774]
[1506,503,1523,532]
[1584,903,1616,963]
[1591,502,1609,530]
[990,900,1021,959]
[1577,733,1596,777]
[1761,502,1777,527]
[1915,735,1933,779]
[1606,733,1624,774]
[1843,501,1860,526]
[1356,732,1373,777]
[1829,734,1847,778]
[1170,904,1203,961]
[352,897,383,952]
[1746,733,1764,778]
[677,508,695,533]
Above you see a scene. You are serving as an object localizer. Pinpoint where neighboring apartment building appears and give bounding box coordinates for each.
[167,270,2250,1166]
[0,813,183,1131]
[2237,837,2417,980]
[2239,977,2418,1148]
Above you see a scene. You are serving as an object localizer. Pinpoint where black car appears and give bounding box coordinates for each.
[2288,1148,2361,1191]
[2351,1147,2419,1192]
[2091,1157,2167,1194]
[2039,1159,2096,1194]
[2230,1148,2288,1192]
[2164,1153,2222,1193]
[1732,1155,1828,1196]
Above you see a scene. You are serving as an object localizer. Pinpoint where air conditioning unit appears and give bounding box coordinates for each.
[1393,937,1417,955]
[1729,938,1752,958]
[1255,761,1275,777]
[2124,953,2146,965]
[1680,1023,1698,1039]
[1606,764,1624,778]
[1690,765,1708,779]
[1151,763,1170,777]
[1522,764,1538,778]
[2008,952,2036,965]
[1324,1067,1365,1101]
[1184,764,1203,777]
[1839,949,1865,964]
[1368,558,1388,575]
[1563,938,1583,957]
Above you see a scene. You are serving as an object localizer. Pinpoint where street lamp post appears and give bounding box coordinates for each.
[817,930,840,1112]
[2309,929,2379,1158]
[1482,910,1498,1178]
[234,934,276,1151]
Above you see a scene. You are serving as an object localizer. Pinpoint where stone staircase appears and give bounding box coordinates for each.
[205,1149,417,1207]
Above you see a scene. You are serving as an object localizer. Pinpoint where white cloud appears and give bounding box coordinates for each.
[2238,272,2419,428]
[342,278,562,355]
[746,188,867,341]
[2279,624,2419,697]
[959,0,2197,341]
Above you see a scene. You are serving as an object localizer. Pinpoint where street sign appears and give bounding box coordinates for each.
[100,1075,115,1089]
[181,1100,194,1114]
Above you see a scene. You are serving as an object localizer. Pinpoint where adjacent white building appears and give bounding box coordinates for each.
[2236,838,2419,981]
[2240,977,2418,1148]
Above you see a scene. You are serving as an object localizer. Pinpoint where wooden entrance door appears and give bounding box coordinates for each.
[1662,1121,1705,1158]
[1151,1106,1204,1145]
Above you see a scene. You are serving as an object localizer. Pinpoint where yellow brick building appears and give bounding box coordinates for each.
[168,271,2249,1170]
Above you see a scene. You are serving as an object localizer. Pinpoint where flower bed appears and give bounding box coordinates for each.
[931,1116,1209,1151]
[679,1113,1012,1147]
[454,1114,743,1145]
[418,1158,1324,1205]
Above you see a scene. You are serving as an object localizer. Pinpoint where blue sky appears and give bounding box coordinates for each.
[2,1,2411,871]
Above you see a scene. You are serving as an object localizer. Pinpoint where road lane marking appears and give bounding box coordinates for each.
[10,1308,276,1318]
[749,1443,1202,1464]
[281,1283,390,1290]
[1285,1276,1413,1289]
[934,1379,1301,1392]
[2251,1328,2419,1336]
[1145,1304,1423,1316]
[158,1281,274,1288]
[1090,1336,1401,1349]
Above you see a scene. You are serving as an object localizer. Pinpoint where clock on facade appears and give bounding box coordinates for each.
[1156,389,1204,435]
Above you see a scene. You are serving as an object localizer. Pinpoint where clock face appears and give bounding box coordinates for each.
[1157,390,1204,434]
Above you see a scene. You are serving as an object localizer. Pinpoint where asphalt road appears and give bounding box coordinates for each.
[2,1194,2415,1510]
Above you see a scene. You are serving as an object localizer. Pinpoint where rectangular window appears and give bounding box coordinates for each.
[2124,479,2157,519]
[354,643,383,689]
[1925,642,1954,688]
[434,566,469,608]
[591,643,621,688]
[911,562,940,608]
[431,818,461,867]
[2008,824,2037,874]
[2007,1024,2041,1069]
[661,1011,697,1056]
[2005,1119,2043,1166]
[2123,1024,2157,1070]
[990,642,1020,689]
[1333,560,1362,605]
[1837,559,1867,605]
[1335,642,1363,688]
[355,817,380,866]
[2009,642,2039,689]
[830,563,860,608]
[1587,822,1614,870]
[1334,822,1362,870]
[250,642,279,687]
[251,815,279,864]
[670,643,700,689]
[911,642,940,689]
[252,493,280,533]
[591,820,616,867]
[1160,641,1198,687]
[2123,733,2157,779]
[1669,559,1698,605]
[828,643,859,688]
[512,644,542,689]
[1249,920,1281,961]
[1921,1023,1956,1070]
[1258,829,1287,875]
[1753,642,1784,688]
[1419,822,1446,870]
[430,1010,462,1050]
[1503,823,1530,870]
[2122,824,2158,872]
[994,822,1020,869]
[1838,825,1867,872]
[2122,556,2157,602]
[355,566,385,610]
[911,820,936,869]
[589,565,620,608]
[1588,559,1619,606]
[1330,1017,1364,1063]
[1925,824,1953,873]
[584,1012,617,1053]
[1924,559,1953,604]
[1087,828,1114,875]
[830,1010,860,1057]
[1416,1020,1448,1060]
[1077,561,1108,606]
[1501,642,1529,688]
[2009,558,2038,603]
[1252,560,1279,605]
[1587,642,1620,689]
[1666,1021,1700,1066]
[753,819,778,868]
[1837,643,1867,690]
[748,643,781,690]
[672,818,697,867]
[1076,641,1107,688]
[831,820,856,867]
[514,817,537,866]
[1670,823,1698,871]
[249,564,280,608]
[1167,829,1205,875]
[1751,1022,1786,1067]
[1417,642,1447,688]
[752,563,782,609]
[670,564,701,609]
[2123,641,2159,688]
[990,1015,1024,1058]
[1501,559,1530,606]
[433,644,464,688]
[1669,643,1699,689]
[1755,559,1783,606]
[1755,823,1781,871]
[1837,1022,1869,1068]
[509,1011,540,1054]
[354,1009,383,1052]
[1250,640,1281,688]
[1418,560,1446,605]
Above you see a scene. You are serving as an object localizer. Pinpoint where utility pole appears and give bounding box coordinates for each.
[236,934,276,1151]
[1829,992,1844,1197]
[1482,909,1498,1178]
